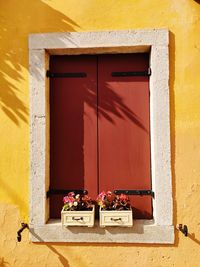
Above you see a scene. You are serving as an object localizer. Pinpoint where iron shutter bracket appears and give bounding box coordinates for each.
[114,190,154,198]
[17,223,29,242]
[177,224,188,237]
[46,189,88,198]
[111,67,151,77]
[46,70,87,78]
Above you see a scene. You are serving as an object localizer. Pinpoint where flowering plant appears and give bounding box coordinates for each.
[62,192,94,211]
[96,191,131,211]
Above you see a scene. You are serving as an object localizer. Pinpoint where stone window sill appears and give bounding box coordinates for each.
[30,220,174,243]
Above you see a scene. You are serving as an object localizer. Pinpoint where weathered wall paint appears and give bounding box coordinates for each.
[0,0,200,266]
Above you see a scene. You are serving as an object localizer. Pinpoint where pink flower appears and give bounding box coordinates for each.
[68,192,75,197]
[63,196,74,204]
[63,196,69,203]
[97,191,106,201]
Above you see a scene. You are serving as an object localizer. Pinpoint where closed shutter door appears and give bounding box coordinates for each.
[98,54,152,219]
[50,55,98,218]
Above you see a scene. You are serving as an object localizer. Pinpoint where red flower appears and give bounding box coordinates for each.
[119,194,128,201]
[97,191,131,211]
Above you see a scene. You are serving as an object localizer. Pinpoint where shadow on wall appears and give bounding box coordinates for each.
[0,177,27,210]
[0,0,148,129]
[168,31,178,246]
[30,230,70,267]
[0,0,79,125]
[0,258,8,267]
[188,233,200,245]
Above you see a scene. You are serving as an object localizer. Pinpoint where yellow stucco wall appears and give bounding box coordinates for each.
[0,0,200,266]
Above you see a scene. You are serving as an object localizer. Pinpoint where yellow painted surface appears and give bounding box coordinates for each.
[0,0,200,266]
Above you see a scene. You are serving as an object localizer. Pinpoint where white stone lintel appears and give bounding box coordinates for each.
[29,29,169,50]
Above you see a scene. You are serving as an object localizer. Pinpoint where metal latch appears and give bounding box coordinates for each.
[17,223,29,242]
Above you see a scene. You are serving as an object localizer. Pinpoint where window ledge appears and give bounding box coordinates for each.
[30,220,174,243]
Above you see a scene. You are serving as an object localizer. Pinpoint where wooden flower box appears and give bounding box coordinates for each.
[61,205,95,227]
[99,208,133,227]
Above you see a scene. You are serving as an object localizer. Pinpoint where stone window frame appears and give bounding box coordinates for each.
[29,29,174,243]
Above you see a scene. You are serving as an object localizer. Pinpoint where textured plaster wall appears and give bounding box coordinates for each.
[0,0,200,266]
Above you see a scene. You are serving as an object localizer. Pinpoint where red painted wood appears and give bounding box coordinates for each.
[50,55,98,218]
[98,54,152,219]
[50,54,152,219]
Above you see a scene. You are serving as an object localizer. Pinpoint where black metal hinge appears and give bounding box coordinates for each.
[112,67,151,77]
[177,224,188,237]
[114,189,154,198]
[46,70,87,78]
[46,189,88,198]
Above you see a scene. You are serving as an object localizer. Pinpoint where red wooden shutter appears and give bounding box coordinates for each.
[98,54,152,219]
[50,55,98,218]
[49,54,152,219]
